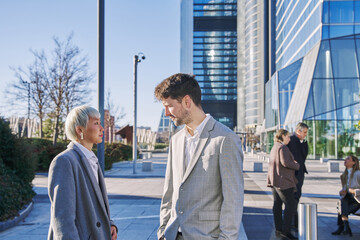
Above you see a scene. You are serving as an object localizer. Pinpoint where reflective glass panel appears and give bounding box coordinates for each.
[356,1,360,23]
[329,1,354,23]
[337,118,360,158]
[330,38,358,78]
[313,120,336,158]
[322,1,329,24]
[337,104,360,121]
[356,38,360,74]
[322,25,329,39]
[313,40,333,78]
[333,78,360,109]
[278,58,303,92]
[312,79,336,115]
[329,25,354,38]
[303,85,315,120]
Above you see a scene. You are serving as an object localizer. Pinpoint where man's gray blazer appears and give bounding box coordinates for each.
[47,142,115,240]
[158,117,244,240]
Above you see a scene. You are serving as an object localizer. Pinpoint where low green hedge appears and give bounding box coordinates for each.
[0,160,35,222]
[0,118,36,221]
[155,143,168,150]
[93,143,132,170]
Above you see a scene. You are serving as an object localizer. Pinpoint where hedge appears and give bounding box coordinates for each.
[0,118,36,221]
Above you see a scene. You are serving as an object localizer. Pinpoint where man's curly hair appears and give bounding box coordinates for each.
[154,73,202,107]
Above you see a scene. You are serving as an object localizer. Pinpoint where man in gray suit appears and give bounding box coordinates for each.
[154,73,244,240]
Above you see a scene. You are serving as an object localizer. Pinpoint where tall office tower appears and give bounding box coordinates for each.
[243,0,265,128]
[181,0,238,129]
[264,0,360,158]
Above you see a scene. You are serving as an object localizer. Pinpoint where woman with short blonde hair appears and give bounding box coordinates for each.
[48,105,118,240]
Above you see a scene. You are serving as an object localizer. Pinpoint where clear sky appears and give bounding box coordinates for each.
[0,0,180,131]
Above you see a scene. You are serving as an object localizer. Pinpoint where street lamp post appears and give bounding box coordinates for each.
[23,81,31,119]
[133,53,145,174]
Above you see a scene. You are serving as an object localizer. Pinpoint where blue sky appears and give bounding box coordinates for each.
[0,0,180,131]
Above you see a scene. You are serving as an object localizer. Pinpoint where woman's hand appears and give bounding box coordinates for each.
[111,225,117,240]
[348,188,356,195]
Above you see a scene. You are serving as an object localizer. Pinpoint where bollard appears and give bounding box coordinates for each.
[299,203,317,240]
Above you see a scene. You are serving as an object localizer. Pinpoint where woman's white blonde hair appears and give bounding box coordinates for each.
[65,105,100,141]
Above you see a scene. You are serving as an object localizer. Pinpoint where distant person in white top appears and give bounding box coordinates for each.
[48,105,118,240]
[332,155,360,237]
[155,73,244,240]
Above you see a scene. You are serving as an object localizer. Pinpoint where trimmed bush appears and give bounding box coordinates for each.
[26,138,67,172]
[93,143,132,170]
[0,118,36,221]
[155,143,168,150]
[0,160,35,221]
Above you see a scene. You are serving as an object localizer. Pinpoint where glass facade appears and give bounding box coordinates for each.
[265,34,360,159]
[193,0,238,128]
[322,0,360,39]
[275,0,322,70]
[265,1,360,159]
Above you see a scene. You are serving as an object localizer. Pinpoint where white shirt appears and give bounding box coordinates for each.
[347,168,353,188]
[74,142,99,184]
[184,114,211,168]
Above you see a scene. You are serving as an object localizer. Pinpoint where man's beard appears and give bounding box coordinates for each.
[173,110,191,126]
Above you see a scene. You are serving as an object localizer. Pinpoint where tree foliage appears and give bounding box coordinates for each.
[6,34,93,145]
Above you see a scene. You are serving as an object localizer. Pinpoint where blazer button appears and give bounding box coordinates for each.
[179,211,184,214]
[96,222,101,228]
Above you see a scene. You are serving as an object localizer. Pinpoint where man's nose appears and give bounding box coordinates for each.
[165,108,170,116]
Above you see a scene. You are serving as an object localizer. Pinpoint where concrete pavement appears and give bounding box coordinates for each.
[0,151,359,239]
[242,153,360,239]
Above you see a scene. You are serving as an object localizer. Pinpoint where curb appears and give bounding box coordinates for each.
[0,201,34,232]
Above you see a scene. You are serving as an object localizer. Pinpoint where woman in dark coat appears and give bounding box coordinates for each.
[267,129,300,240]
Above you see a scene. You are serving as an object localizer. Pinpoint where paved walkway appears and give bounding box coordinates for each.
[243,153,360,239]
[0,151,359,239]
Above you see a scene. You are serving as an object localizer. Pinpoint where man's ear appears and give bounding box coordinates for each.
[183,95,192,109]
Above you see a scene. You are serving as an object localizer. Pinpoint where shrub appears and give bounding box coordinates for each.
[26,138,67,172]
[155,143,168,150]
[93,143,133,170]
[0,160,35,221]
[0,118,36,221]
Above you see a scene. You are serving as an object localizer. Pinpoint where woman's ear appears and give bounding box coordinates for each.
[75,126,83,139]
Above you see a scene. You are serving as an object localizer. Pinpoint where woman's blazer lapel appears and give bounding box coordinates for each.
[69,142,108,216]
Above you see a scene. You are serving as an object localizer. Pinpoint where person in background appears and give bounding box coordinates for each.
[155,73,244,240]
[332,155,360,237]
[47,105,117,240]
[267,129,299,240]
[287,122,308,229]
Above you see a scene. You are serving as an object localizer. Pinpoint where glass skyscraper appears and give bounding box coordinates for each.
[265,0,360,159]
[181,0,238,129]
[243,0,265,127]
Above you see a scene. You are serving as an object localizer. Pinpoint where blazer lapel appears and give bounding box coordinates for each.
[69,142,108,215]
[98,167,110,216]
[182,117,215,183]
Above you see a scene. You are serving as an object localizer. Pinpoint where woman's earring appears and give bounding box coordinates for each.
[80,132,84,140]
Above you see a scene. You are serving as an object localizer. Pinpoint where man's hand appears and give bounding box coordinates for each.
[111,226,117,240]
[340,189,347,196]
